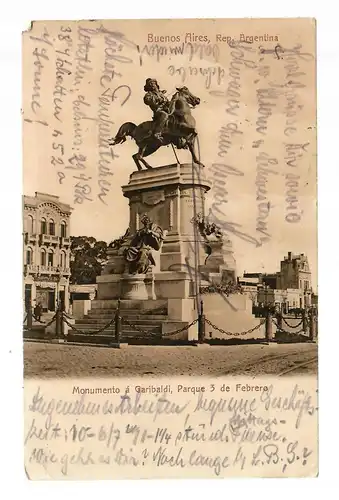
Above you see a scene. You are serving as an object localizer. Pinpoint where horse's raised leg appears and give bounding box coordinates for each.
[132,153,143,171]
[138,142,163,169]
[188,135,205,168]
[138,156,153,170]
[132,145,153,170]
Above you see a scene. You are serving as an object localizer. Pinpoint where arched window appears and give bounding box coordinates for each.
[48,249,54,267]
[41,218,47,234]
[49,219,55,236]
[41,249,46,266]
[60,220,67,238]
[26,247,33,265]
[27,215,34,233]
[60,250,66,268]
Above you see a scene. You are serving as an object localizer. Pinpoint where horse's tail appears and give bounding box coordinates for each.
[111,122,137,145]
[204,243,212,265]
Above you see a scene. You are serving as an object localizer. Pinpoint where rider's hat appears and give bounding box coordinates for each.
[144,78,158,92]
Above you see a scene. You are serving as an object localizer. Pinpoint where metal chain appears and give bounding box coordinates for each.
[122,317,162,337]
[63,314,116,335]
[33,314,46,324]
[63,312,73,320]
[123,316,199,337]
[162,318,199,337]
[272,319,306,336]
[204,317,266,336]
[282,317,304,329]
[44,313,57,328]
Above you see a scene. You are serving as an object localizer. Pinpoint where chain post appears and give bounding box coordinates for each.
[198,299,205,343]
[27,303,33,330]
[114,299,121,345]
[55,306,62,339]
[265,309,273,342]
[302,308,308,334]
[276,310,283,330]
[309,309,315,341]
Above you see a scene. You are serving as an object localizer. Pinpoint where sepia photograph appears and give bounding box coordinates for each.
[23,19,317,379]
[22,17,318,479]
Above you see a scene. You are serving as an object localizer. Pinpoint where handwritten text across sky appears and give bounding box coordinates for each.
[23,19,316,281]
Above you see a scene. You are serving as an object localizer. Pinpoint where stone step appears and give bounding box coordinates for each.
[78,315,167,324]
[76,318,163,326]
[72,324,162,334]
[86,310,167,317]
[87,309,167,316]
[91,299,167,310]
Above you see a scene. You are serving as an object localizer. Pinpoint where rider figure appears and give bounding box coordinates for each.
[143,78,170,143]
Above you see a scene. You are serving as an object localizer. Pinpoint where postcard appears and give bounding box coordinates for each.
[22,18,317,479]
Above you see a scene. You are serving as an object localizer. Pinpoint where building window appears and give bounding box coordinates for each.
[48,249,54,266]
[27,215,34,233]
[41,249,46,266]
[60,221,67,237]
[60,251,66,268]
[41,218,47,234]
[26,247,33,265]
[49,219,55,236]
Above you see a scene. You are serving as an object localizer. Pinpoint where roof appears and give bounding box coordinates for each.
[23,192,72,214]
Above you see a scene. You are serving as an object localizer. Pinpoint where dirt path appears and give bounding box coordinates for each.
[24,342,318,378]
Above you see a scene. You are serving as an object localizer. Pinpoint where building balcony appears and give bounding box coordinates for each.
[24,264,39,275]
[24,265,71,277]
[60,236,71,246]
[24,233,38,244]
[39,265,71,275]
[39,234,60,245]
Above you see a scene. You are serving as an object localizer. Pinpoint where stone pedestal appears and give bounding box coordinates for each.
[102,247,126,275]
[122,163,212,300]
[121,274,148,300]
[72,299,92,319]
[94,162,238,342]
[96,274,122,300]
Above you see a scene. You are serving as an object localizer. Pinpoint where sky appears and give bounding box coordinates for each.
[22,18,317,286]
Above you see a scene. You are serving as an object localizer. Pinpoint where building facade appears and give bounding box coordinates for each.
[257,287,304,312]
[238,276,260,305]
[277,252,312,292]
[23,192,72,312]
[243,251,314,311]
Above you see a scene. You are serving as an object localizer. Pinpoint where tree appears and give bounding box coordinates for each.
[70,236,108,284]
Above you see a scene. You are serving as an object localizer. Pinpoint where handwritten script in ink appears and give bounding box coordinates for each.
[24,22,135,205]
[207,39,315,248]
[24,379,318,479]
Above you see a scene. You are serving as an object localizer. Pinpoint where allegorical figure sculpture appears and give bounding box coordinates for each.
[124,214,164,274]
[109,78,204,171]
[192,212,223,241]
[108,228,130,249]
[191,212,223,265]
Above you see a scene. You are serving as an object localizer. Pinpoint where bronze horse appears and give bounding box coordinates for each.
[109,86,204,170]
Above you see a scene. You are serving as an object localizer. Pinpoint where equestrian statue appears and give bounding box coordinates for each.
[109,78,204,171]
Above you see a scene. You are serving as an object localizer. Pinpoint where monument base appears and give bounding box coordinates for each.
[74,295,199,343]
[96,274,121,300]
[154,271,192,299]
[162,297,198,341]
[121,274,148,300]
[202,293,268,340]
